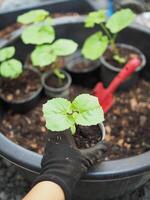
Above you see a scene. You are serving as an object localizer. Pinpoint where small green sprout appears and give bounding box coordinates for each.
[43,94,104,135]
[17,9,54,45]
[0,47,22,79]
[31,39,78,79]
[82,9,135,64]
[31,39,78,67]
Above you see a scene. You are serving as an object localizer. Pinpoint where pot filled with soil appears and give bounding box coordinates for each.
[81,8,146,91]
[100,43,146,90]
[0,14,150,200]
[0,46,42,113]
[42,69,72,98]
[65,51,100,88]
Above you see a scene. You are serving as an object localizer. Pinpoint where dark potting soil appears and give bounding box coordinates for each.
[0,79,150,160]
[0,69,41,102]
[74,125,101,149]
[66,59,99,73]
[45,73,68,88]
[104,46,141,69]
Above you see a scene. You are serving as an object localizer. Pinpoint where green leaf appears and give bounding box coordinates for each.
[21,24,55,45]
[51,39,78,56]
[31,45,57,67]
[72,94,104,126]
[43,98,74,132]
[54,69,65,79]
[82,32,109,60]
[113,54,126,64]
[17,9,49,24]
[0,59,23,79]
[106,9,136,33]
[0,47,15,62]
[85,10,106,28]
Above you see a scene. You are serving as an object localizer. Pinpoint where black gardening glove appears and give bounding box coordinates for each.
[33,130,106,200]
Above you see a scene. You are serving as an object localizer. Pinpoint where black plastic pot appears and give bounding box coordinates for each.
[0,0,94,48]
[65,51,100,88]
[0,68,42,113]
[0,131,150,200]
[100,43,146,90]
[41,70,72,98]
[0,0,93,30]
[0,16,150,200]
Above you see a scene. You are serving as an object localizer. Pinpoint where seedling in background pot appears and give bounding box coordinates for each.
[17,9,78,81]
[17,9,54,46]
[43,94,104,135]
[82,9,136,64]
[0,46,22,79]
[31,39,78,80]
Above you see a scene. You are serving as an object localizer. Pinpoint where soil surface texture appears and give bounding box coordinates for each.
[45,73,67,88]
[66,59,99,73]
[104,46,141,69]
[0,79,149,160]
[0,68,41,102]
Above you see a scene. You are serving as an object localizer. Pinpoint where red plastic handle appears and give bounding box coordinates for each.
[105,58,141,94]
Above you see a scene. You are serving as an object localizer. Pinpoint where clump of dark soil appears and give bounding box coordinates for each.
[74,125,102,149]
[0,79,149,160]
[0,68,41,102]
[104,46,141,69]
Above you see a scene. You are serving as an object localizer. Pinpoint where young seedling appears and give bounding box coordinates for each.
[82,9,136,64]
[31,39,78,80]
[17,9,54,45]
[17,9,78,81]
[43,94,104,135]
[0,46,22,79]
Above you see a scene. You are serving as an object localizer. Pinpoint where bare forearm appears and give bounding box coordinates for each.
[22,181,65,200]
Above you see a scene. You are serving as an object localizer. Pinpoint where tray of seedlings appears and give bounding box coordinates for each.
[0,8,150,200]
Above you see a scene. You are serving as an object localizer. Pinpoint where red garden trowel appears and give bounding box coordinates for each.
[93,57,141,113]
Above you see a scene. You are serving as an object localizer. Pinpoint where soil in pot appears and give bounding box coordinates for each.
[100,44,146,90]
[45,73,67,88]
[42,70,72,98]
[0,79,150,160]
[104,45,141,69]
[66,59,98,73]
[0,68,41,102]
[65,52,100,88]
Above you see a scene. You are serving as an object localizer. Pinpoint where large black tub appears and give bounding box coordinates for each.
[0,16,150,200]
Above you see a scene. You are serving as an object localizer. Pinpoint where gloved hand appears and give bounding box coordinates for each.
[33,130,106,200]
